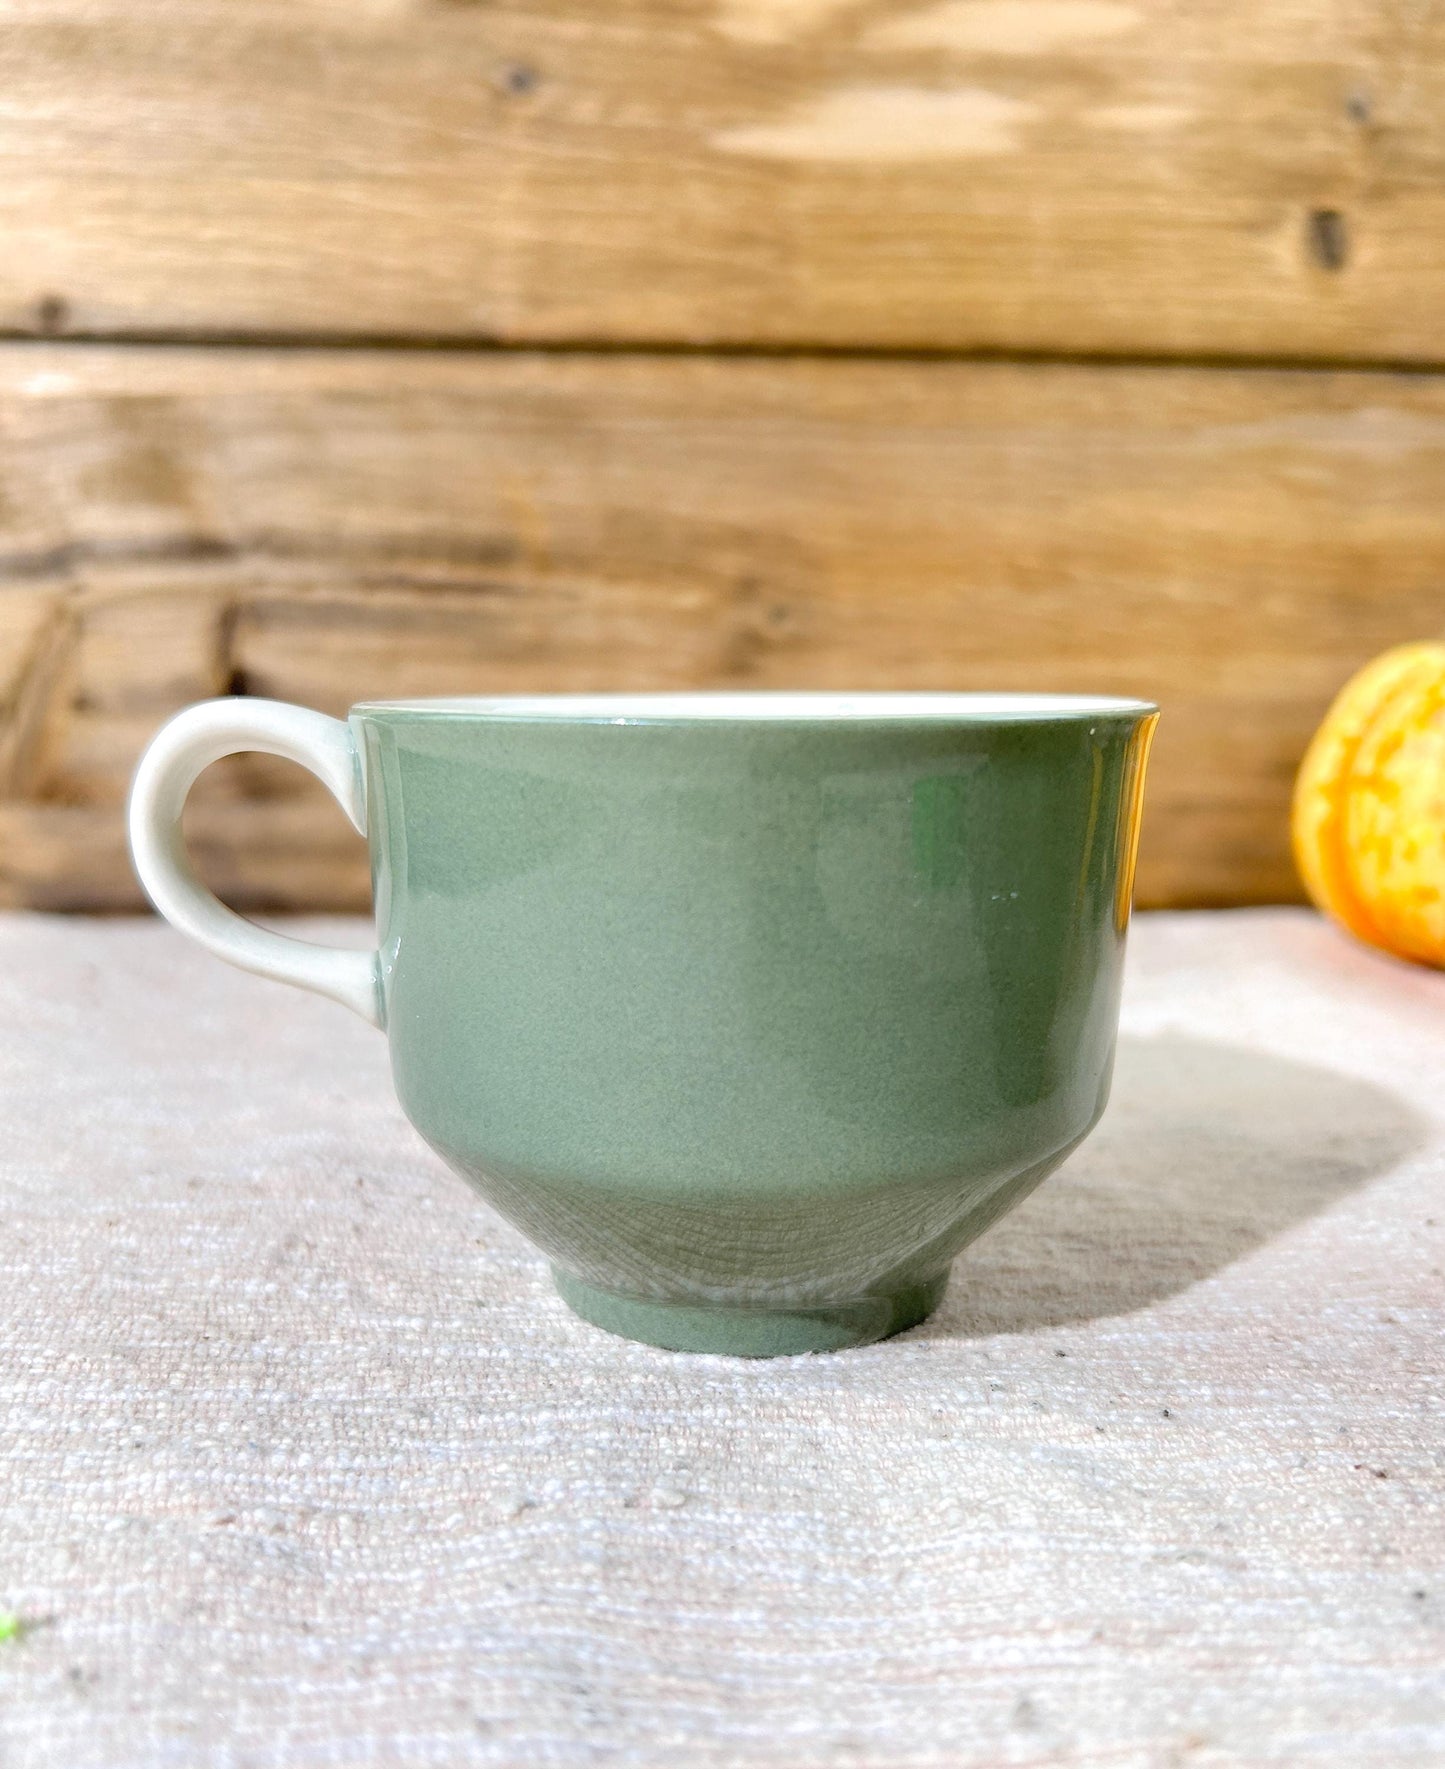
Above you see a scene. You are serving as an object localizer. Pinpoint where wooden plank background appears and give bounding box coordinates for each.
[1,1,1442,911]
[4,346,1444,910]
[3,0,1445,358]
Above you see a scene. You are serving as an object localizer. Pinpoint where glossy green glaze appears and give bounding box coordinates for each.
[352,696,1156,1356]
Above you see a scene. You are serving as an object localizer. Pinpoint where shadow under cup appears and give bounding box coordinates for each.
[355,693,1157,1356]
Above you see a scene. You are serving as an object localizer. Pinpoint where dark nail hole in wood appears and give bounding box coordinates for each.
[35,294,69,335]
[1345,91,1372,125]
[1307,208,1349,271]
[501,64,538,96]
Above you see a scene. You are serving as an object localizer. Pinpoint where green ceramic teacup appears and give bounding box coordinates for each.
[130,692,1157,1356]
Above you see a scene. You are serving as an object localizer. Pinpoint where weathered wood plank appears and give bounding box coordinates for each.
[1,1,1444,358]
[2,343,1444,911]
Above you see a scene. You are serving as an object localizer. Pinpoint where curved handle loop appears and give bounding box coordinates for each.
[128,698,383,1026]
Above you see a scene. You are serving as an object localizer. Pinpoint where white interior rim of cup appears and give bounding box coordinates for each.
[350,692,1157,722]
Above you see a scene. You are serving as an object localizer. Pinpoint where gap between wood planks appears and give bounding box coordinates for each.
[1,330,1444,381]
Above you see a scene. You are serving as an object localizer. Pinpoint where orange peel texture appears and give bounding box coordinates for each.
[1292,642,1445,967]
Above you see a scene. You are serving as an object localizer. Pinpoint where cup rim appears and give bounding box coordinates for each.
[350,691,1158,724]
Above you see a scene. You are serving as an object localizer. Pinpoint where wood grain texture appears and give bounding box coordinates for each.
[2,343,1444,911]
[1,0,1444,359]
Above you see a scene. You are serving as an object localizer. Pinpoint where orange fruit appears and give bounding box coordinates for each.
[1292,642,1445,966]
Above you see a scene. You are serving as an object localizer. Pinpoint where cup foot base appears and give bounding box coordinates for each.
[552,1268,948,1356]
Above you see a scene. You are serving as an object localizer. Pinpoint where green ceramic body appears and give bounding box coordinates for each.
[353,700,1156,1356]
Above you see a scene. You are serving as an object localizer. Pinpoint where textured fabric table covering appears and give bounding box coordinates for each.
[1,908,1442,1769]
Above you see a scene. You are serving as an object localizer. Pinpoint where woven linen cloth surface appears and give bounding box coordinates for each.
[0,908,1441,1769]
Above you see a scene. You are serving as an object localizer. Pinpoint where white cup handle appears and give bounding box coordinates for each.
[128,697,383,1026]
